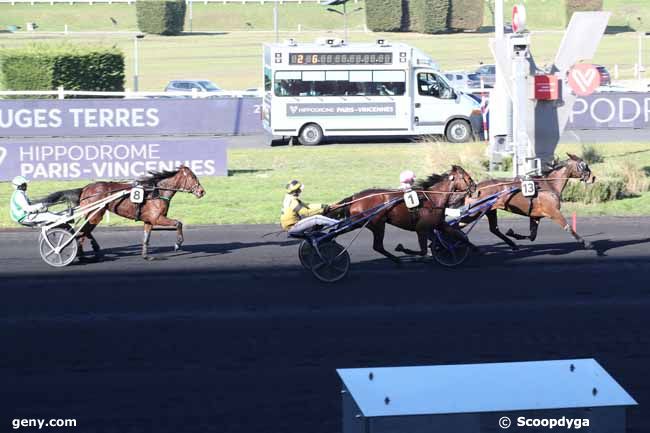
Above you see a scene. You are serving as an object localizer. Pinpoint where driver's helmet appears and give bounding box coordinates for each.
[11,175,28,189]
[286,180,304,194]
[400,170,416,186]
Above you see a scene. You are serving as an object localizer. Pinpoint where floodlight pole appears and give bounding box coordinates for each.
[133,35,140,92]
[189,0,193,33]
[274,1,279,43]
[343,2,348,41]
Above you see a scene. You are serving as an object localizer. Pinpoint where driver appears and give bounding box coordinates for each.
[281,180,339,235]
[9,176,60,226]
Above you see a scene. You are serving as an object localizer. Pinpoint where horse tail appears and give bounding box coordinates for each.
[38,187,84,207]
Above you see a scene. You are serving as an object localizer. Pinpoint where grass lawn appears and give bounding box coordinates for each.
[1,0,650,90]
[0,30,647,91]
[1,141,648,229]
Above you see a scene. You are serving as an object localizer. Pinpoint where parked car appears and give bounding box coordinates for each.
[595,65,612,87]
[240,87,263,97]
[443,71,482,91]
[474,64,496,88]
[164,79,224,94]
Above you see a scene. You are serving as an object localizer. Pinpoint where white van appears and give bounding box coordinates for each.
[262,39,482,145]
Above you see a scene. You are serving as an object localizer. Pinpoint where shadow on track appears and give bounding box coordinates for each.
[102,240,299,259]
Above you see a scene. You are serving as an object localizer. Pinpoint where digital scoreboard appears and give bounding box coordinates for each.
[288,53,393,65]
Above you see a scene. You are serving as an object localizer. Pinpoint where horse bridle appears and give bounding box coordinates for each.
[577,160,591,182]
[157,170,202,195]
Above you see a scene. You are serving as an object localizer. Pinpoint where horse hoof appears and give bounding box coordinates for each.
[505,228,515,237]
[510,245,520,252]
[143,255,156,261]
[174,244,182,252]
[583,241,593,249]
[395,244,404,252]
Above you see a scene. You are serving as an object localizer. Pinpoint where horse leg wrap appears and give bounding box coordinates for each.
[142,231,151,257]
[175,222,184,251]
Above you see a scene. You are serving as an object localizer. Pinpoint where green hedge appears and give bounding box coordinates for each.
[409,0,449,34]
[566,0,603,25]
[562,178,626,204]
[136,0,186,35]
[449,0,484,31]
[366,0,451,34]
[0,44,124,97]
[365,0,402,32]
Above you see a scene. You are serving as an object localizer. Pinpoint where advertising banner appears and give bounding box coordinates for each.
[286,102,396,117]
[0,97,263,137]
[0,138,227,181]
[567,92,650,129]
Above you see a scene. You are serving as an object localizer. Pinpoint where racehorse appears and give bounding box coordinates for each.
[328,165,477,263]
[462,153,596,250]
[42,165,206,260]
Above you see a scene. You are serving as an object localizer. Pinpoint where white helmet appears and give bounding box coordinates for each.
[399,170,416,184]
[11,175,28,188]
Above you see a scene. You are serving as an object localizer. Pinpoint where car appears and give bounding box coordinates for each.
[594,65,611,87]
[240,87,263,98]
[443,71,483,91]
[474,64,496,88]
[164,79,224,94]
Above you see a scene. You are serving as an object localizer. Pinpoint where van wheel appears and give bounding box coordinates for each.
[298,123,324,146]
[446,119,472,143]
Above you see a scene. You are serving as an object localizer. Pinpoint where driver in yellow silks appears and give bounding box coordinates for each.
[281,180,339,235]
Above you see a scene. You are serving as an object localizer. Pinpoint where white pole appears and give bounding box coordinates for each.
[274,1,279,42]
[189,0,193,33]
[133,36,140,92]
[495,0,504,40]
[638,31,643,89]
[343,2,348,42]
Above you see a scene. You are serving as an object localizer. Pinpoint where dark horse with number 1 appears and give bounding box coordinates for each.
[328,165,477,262]
[43,165,206,260]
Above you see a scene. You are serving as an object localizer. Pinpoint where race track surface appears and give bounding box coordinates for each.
[2,217,649,433]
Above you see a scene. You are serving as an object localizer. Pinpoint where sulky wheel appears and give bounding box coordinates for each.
[298,240,316,270]
[310,241,351,283]
[39,227,78,268]
[431,230,471,268]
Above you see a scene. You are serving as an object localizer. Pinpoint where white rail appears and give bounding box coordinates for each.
[0,0,354,4]
[0,87,259,99]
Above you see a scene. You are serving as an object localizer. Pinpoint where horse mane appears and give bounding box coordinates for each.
[138,169,180,185]
[415,172,447,189]
[541,159,567,176]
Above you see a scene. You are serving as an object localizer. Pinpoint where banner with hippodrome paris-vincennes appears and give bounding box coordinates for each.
[0,98,263,181]
[0,138,227,181]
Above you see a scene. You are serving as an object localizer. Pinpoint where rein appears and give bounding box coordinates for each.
[77,183,198,205]
[330,188,464,210]
[474,177,578,193]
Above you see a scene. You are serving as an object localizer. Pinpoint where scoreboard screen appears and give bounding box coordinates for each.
[288,53,393,65]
